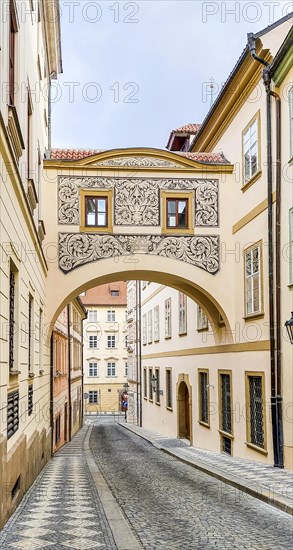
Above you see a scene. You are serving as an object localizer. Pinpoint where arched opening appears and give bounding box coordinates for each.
[177,381,191,441]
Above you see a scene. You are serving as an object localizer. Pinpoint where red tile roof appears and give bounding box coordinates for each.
[48,148,229,165]
[172,123,201,134]
[50,149,100,160]
[178,151,229,164]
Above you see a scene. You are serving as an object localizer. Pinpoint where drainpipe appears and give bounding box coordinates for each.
[67,304,72,441]
[81,318,84,428]
[247,34,283,467]
[136,281,142,427]
[50,334,54,455]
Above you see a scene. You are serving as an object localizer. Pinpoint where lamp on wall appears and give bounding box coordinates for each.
[285,312,293,344]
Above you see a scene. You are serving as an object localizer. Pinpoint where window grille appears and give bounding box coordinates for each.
[7,390,19,439]
[166,369,172,408]
[199,371,209,424]
[9,271,15,370]
[28,384,33,416]
[249,376,264,448]
[222,436,232,455]
[220,373,232,434]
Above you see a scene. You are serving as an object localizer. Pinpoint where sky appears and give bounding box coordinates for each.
[52,0,292,150]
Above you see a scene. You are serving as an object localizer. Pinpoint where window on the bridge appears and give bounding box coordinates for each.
[80,189,112,232]
[198,370,209,426]
[244,242,262,318]
[161,192,194,234]
[246,373,266,450]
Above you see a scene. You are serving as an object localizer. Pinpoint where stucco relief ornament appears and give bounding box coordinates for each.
[59,233,220,274]
[96,156,182,168]
[114,179,159,225]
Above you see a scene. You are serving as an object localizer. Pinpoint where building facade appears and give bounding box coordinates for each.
[52,298,86,453]
[80,283,128,415]
[0,0,62,527]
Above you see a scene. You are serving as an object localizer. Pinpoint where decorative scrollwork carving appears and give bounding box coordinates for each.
[96,156,182,168]
[59,233,220,274]
[58,176,219,227]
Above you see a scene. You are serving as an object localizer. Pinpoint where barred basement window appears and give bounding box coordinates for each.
[199,371,209,424]
[7,390,19,439]
[166,369,172,409]
[222,436,232,455]
[28,384,33,416]
[220,373,232,434]
[248,375,265,449]
[9,270,16,371]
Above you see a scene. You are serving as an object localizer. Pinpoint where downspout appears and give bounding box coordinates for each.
[67,304,72,442]
[81,317,84,427]
[50,334,54,455]
[138,281,142,427]
[247,34,283,467]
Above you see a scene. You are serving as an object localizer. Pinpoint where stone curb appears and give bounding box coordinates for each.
[84,425,142,550]
[119,422,293,517]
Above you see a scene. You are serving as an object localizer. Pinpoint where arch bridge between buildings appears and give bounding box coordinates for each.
[43,147,235,343]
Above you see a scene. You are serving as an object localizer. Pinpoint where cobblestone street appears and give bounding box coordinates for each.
[1,419,292,550]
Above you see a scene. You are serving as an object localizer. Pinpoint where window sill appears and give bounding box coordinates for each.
[166,406,173,412]
[218,429,234,440]
[288,283,293,290]
[155,401,161,406]
[246,442,268,455]
[143,397,148,400]
[80,225,113,234]
[161,229,194,236]
[198,421,210,429]
[179,332,187,337]
[243,312,264,321]
[165,336,172,340]
[242,170,262,192]
[197,327,209,333]
[149,399,153,403]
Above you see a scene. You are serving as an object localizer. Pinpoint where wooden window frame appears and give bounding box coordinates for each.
[242,110,262,191]
[218,370,234,447]
[243,240,264,320]
[245,371,267,455]
[80,189,113,233]
[143,368,147,399]
[178,292,187,335]
[155,367,160,405]
[198,369,210,428]
[165,368,173,410]
[148,367,153,402]
[161,191,194,235]
[165,298,172,339]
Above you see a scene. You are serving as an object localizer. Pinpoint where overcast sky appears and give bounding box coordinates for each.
[52,1,291,150]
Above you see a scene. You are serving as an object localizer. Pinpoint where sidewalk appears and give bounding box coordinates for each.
[119,421,293,516]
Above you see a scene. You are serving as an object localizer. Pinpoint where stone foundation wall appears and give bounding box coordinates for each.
[0,428,51,529]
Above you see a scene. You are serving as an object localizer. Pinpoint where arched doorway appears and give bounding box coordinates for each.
[177,376,192,442]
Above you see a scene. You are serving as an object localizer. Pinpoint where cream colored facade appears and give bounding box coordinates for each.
[0,0,62,527]
[81,285,128,414]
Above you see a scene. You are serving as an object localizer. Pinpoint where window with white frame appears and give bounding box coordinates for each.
[165,298,171,338]
[88,390,98,404]
[243,113,259,185]
[89,335,98,348]
[178,292,187,335]
[107,362,116,376]
[142,314,147,345]
[88,362,98,377]
[107,335,116,348]
[154,305,160,342]
[88,310,97,322]
[289,209,293,284]
[148,310,153,344]
[245,243,262,316]
[197,306,208,331]
[107,309,115,322]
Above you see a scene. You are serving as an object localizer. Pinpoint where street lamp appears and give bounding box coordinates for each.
[285,312,293,344]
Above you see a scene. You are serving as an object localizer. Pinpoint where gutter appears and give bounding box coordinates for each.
[248,34,284,468]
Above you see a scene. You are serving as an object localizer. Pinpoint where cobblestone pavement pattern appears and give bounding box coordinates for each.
[90,420,293,550]
[0,427,117,550]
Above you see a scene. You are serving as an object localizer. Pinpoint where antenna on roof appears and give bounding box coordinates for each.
[209,77,216,108]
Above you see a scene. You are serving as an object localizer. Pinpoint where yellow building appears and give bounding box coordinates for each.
[0,0,62,527]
